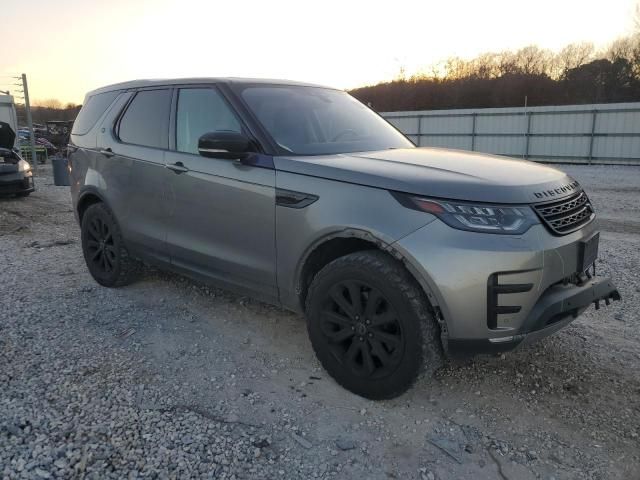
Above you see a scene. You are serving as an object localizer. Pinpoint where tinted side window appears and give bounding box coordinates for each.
[71,90,120,135]
[118,89,171,149]
[176,88,241,154]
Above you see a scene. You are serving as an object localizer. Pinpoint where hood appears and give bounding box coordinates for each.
[274,147,580,204]
[0,121,16,150]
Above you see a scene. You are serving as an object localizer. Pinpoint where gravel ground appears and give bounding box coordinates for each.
[1,163,638,480]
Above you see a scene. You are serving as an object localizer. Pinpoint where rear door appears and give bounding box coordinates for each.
[100,88,172,262]
[164,85,277,299]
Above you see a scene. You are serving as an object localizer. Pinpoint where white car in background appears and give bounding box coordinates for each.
[0,94,34,196]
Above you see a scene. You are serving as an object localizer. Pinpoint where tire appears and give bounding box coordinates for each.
[16,192,31,197]
[81,203,139,287]
[305,250,443,400]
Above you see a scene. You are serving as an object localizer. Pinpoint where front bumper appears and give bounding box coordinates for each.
[0,173,34,196]
[447,275,620,353]
[392,220,620,355]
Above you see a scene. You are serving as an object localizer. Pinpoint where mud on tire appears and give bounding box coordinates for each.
[305,250,443,399]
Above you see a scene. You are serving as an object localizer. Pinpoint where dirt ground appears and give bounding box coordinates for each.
[1,163,639,479]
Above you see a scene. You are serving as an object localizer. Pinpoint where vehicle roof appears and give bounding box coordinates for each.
[86,77,335,97]
[0,94,15,105]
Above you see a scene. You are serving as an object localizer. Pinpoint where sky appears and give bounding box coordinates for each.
[1,0,638,105]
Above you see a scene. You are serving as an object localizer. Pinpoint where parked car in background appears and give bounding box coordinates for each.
[0,121,34,196]
[68,78,620,399]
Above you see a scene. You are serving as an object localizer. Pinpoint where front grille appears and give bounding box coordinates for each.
[533,191,595,235]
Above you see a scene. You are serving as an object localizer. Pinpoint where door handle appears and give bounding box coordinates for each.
[166,162,189,174]
[99,148,114,158]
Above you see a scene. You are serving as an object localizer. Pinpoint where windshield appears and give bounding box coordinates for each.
[239,85,414,155]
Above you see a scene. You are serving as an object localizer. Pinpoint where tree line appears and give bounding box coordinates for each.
[350,31,640,112]
[15,100,81,126]
[11,10,640,120]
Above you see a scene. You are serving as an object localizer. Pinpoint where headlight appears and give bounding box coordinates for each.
[398,195,539,235]
[18,159,32,173]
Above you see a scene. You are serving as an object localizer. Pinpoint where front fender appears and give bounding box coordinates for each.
[275,170,437,312]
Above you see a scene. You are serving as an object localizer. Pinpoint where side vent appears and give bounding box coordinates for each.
[275,188,319,209]
[487,274,534,330]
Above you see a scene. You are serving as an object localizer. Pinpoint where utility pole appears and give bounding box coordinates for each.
[22,73,38,173]
[522,95,528,160]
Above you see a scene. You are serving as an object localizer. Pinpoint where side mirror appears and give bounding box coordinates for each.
[198,131,252,160]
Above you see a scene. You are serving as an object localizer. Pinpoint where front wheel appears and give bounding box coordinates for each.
[305,250,443,399]
[81,203,139,287]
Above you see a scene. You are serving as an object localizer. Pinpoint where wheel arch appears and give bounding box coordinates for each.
[76,187,109,224]
[296,229,445,335]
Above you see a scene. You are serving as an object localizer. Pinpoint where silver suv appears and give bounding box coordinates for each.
[69,78,620,399]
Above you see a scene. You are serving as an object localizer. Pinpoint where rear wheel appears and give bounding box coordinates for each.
[81,203,139,287]
[305,250,443,399]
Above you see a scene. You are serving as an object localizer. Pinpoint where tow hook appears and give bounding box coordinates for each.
[594,289,621,310]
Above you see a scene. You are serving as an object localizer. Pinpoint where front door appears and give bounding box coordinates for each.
[164,86,277,299]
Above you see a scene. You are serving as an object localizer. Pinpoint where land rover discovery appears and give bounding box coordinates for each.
[68,78,620,399]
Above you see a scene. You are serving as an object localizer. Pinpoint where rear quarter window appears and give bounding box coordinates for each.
[117,89,171,149]
[71,91,120,135]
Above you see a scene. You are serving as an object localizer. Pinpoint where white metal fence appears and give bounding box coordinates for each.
[382,102,640,165]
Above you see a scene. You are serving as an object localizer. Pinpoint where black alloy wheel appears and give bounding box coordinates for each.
[306,250,443,399]
[321,280,404,379]
[81,203,138,287]
[85,215,117,275]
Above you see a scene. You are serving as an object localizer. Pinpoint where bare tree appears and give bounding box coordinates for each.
[33,98,63,109]
[556,43,595,79]
[605,1,640,75]
[427,61,448,80]
[444,57,470,80]
[471,53,502,78]
[497,50,520,76]
[630,33,640,77]
[607,36,635,62]
[513,45,554,76]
